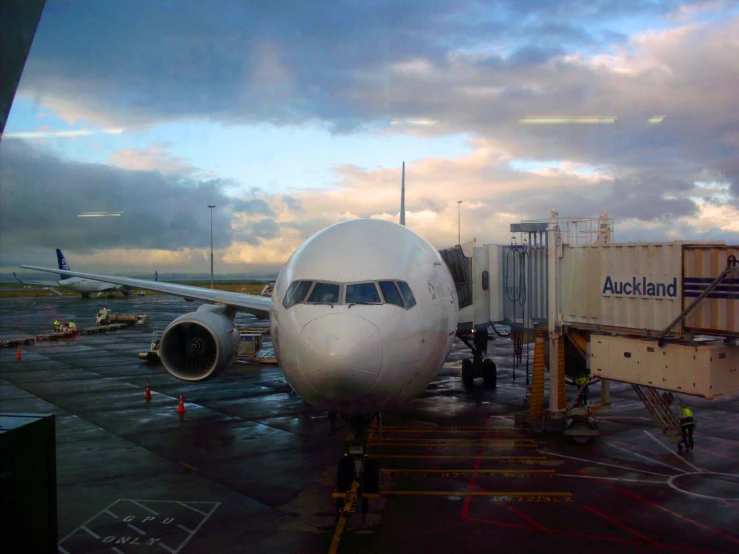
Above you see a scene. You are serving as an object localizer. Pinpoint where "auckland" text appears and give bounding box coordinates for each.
[601,276,678,298]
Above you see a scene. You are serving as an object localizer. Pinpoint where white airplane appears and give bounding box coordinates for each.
[21,169,462,508]
[15,249,134,298]
[23,220,458,484]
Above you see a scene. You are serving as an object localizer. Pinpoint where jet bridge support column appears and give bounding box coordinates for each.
[547,209,563,412]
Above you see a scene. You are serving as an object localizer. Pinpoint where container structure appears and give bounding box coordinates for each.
[590,334,739,399]
[560,243,690,335]
[683,246,739,337]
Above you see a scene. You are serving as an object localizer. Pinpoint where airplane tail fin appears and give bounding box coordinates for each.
[400,161,405,226]
[12,272,25,285]
[56,249,73,280]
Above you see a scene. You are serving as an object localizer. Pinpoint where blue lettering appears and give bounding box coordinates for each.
[667,278,677,297]
[647,283,655,296]
[623,282,632,295]
[614,281,623,294]
[656,283,666,297]
[602,276,614,294]
[633,277,642,295]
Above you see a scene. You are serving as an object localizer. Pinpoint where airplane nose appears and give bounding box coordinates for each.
[298,313,382,400]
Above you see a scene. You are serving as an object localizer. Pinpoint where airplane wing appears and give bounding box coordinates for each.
[13,272,61,287]
[20,265,272,319]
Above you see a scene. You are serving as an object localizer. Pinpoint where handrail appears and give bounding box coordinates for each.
[658,255,738,347]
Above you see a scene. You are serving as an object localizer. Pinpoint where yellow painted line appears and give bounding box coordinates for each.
[380,469,555,474]
[380,491,572,497]
[369,437,536,443]
[380,426,523,433]
[328,481,359,554]
[369,441,538,448]
[367,454,548,460]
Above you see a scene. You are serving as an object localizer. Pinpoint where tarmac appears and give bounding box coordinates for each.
[1,295,738,553]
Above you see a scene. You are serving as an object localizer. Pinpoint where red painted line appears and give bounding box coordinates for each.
[694,446,739,463]
[460,430,487,520]
[581,470,739,546]
[462,516,535,530]
[601,419,739,447]
[502,501,547,530]
[465,512,720,553]
[582,503,658,545]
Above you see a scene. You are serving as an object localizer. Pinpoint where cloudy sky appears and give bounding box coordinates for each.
[1,0,738,275]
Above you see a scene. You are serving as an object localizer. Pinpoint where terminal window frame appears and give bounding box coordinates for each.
[305,281,341,304]
[345,281,383,305]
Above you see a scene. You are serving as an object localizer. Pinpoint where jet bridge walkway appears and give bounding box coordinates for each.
[453,208,739,444]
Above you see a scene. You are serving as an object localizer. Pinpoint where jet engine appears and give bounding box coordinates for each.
[159,304,240,381]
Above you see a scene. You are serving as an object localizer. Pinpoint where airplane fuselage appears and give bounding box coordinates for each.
[58,277,121,294]
[269,219,458,414]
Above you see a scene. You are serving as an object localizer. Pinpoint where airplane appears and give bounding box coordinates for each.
[15,249,134,298]
[21,166,461,511]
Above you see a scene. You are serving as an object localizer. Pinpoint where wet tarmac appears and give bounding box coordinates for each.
[1,295,738,553]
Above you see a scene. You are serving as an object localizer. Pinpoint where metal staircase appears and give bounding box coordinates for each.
[632,384,682,443]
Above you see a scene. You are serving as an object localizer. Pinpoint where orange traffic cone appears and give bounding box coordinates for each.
[16,347,21,360]
[177,393,186,414]
[145,382,152,401]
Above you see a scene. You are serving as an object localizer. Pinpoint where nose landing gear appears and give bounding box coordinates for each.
[332,414,382,519]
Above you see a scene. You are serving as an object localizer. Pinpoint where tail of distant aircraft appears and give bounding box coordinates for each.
[56,249,73,280]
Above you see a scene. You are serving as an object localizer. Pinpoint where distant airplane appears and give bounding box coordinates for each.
[15,249,134,298]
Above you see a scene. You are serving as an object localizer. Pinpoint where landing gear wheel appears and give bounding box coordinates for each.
[569,421,594,445]
[462,359,474,389]
[335,457,354,512]
[361,459,380,514]
[482,359,497,389]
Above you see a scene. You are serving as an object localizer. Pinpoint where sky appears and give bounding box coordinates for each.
[1,0,739,275]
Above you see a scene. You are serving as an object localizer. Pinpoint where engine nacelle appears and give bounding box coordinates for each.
[159,304,240,381]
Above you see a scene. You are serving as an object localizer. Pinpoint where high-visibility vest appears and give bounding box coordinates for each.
[681,407,693,418]
[69,322,76,328]
[575,376,587,386]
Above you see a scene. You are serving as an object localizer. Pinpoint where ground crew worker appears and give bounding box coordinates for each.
[53,319,60,331]
[68,321,76,331]
[679,405,695,452]
[575,372,589,406]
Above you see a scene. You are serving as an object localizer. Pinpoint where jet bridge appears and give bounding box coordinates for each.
[454,208,739,427]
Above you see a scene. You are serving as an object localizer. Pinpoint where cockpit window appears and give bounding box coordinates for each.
[282,280,313,309]
[379,281,404,308]
[345,282,382,304]
[396,281,416,309]
[306,282,340,304]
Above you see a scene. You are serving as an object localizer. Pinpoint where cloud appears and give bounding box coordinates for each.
[0,140,280,265]
[109,143,199,176]
[282,195,304,212]
[5,1,739,272]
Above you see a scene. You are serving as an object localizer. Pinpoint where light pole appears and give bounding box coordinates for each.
[457,200,462,245]
[208,205,216,289]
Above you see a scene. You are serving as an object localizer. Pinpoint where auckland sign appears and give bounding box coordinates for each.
[601,275,679,298]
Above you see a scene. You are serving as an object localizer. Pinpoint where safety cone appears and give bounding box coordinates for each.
[145,382,152,401]
[16,347,22,360]
[177,393,186,414]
